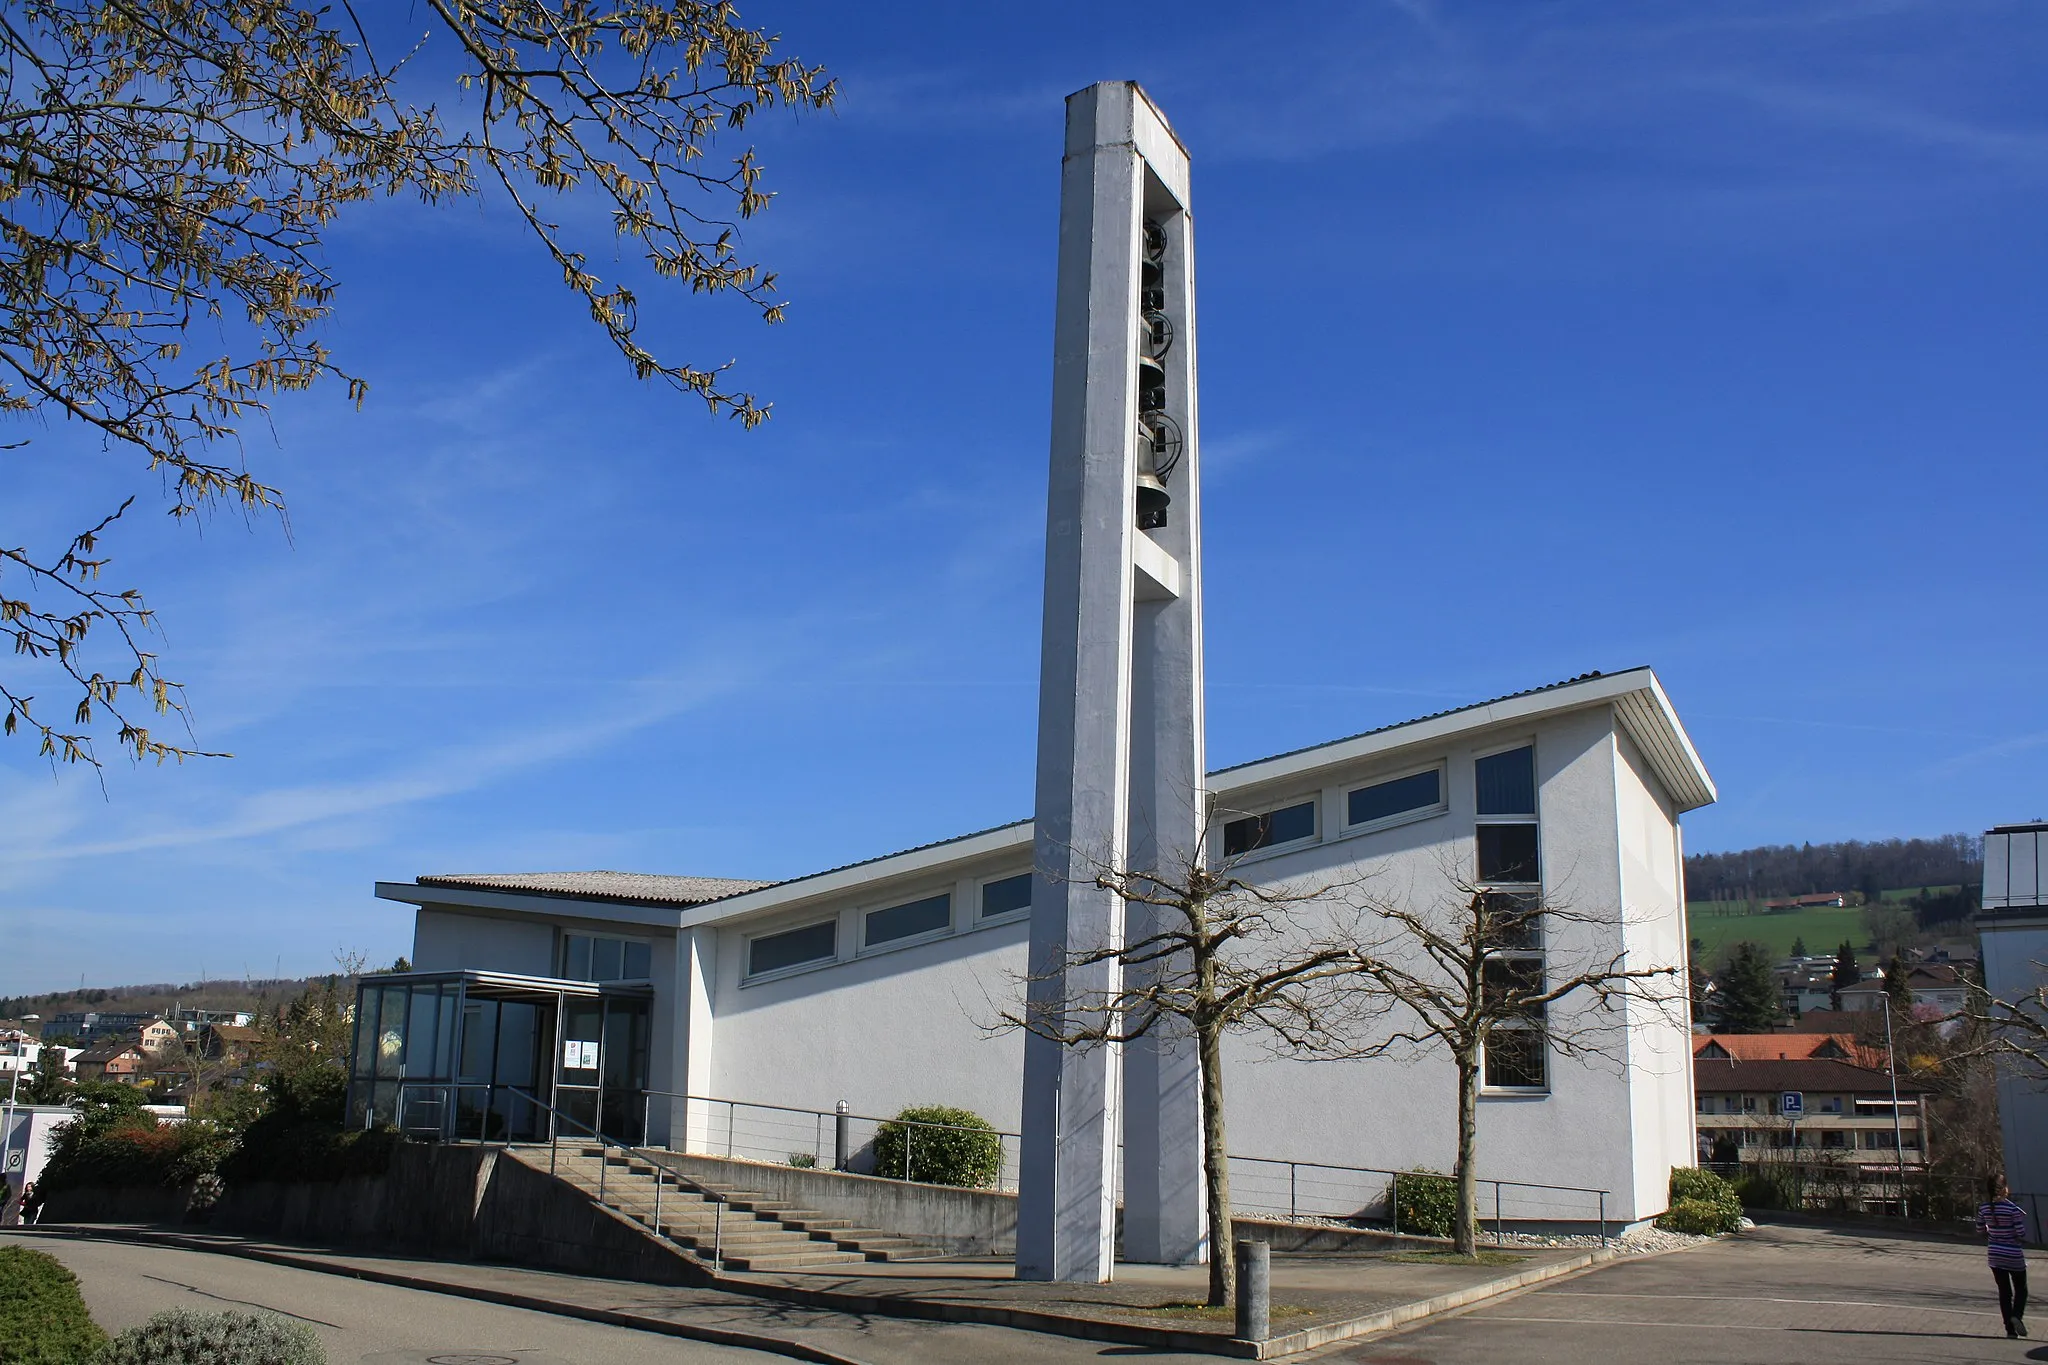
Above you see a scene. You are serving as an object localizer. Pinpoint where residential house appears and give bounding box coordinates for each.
[135,1018,181,1055]
[1694,1033,1879,1067]
[1837,964,1971,1016]
[72,1040,149,1084]
[199,1024,260,1064]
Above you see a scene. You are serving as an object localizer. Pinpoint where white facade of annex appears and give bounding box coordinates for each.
[384,667,1711,1226]
[1980,823,2048,1221]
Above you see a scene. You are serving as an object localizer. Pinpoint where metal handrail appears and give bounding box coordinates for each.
[636,1089,1610,1242]
[393,1081,736,1267]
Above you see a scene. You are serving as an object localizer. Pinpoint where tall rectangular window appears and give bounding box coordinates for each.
[1222,799,1316,857]
[980,873,1033,919]
[1476,823,1540,883]
[1475,746,1536,816]
[864,893,952,948]
[746,920,837,978]
[1346,768,1444,828]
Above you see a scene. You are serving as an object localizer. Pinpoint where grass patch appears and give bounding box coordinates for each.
[1132,1300,1316,1322]
[1686,903,1866,962]
[1386,1250,1527,1266]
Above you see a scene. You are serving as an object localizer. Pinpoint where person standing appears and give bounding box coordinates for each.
[15,1180,41,1227]
[1980,1174,2030,1338]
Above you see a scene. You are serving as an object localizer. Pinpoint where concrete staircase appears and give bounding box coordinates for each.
[529,1145,949,1273]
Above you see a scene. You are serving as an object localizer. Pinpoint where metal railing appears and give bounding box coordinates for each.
[1228,1154,1609,1245]
[640,1090,1026,1189]
[393,1081,739,1267]
[631,1091,1609,1242]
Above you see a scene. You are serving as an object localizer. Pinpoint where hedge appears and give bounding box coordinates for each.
[0,1246,109,1365]
[871,1106,1004,1188]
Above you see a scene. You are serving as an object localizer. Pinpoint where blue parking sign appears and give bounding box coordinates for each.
[1781,1091,1804,1116]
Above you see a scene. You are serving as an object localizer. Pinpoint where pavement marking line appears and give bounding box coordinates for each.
[1540,1290,2001,1319]
[1473,1314,1789,1331]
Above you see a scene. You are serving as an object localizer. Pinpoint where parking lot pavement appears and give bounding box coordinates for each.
[1326,1221,2027,1365]
[5,1231,794,1364]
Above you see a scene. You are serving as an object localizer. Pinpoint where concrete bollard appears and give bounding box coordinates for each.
[834,1100,850,1171]
[1235,1238,1271,1342]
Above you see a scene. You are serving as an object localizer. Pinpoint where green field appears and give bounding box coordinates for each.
[1685,902,1870,963]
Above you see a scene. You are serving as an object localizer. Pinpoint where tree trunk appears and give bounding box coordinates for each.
[1199,1017,1234,1308]
[1455,1047,1480,1257]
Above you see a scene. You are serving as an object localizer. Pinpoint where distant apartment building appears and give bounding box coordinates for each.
[168,1007,255,1034]
[1694,1055,1929,1211]
[1981,822,2048,1223]
[44,1011,157,1044]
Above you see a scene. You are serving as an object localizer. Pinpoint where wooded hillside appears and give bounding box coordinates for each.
[1684,834,1981,903]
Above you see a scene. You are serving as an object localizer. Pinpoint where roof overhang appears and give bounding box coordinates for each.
[1214,667,1715,813]
[375,881,688,931]
[356,968,650,1001]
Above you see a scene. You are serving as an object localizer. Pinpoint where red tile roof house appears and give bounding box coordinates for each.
[1694,1057,1932,1212]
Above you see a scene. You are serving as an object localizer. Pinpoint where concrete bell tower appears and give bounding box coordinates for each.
[1017,81,1206,1284]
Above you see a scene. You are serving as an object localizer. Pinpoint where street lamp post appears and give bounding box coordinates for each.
[1883,997,1907,1214]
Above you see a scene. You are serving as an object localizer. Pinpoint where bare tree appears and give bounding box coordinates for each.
[1333,877,1684,1255]
[1,1,834,768]
[999,834,1361,1308]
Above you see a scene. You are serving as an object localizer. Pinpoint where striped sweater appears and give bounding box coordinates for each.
[1979,1199,2029,1270]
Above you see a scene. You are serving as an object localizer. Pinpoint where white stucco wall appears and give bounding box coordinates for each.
[670,703,1686,1222]
[1614,726,1697,1219]
[383,683,1707,1227]
[1980,913,2048,1207]
[412,907,557,976]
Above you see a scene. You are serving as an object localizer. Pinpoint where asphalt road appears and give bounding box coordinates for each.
[1328,1221,2031,1365]
[3,1232,788,1365]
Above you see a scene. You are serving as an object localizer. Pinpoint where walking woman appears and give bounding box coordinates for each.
[1980,1174,2030,1339]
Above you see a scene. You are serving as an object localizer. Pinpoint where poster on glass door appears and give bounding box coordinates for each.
[562,1040,597,1071]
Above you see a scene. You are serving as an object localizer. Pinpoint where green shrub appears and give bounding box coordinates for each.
[787,1152,817,1168]
[871,1106,1003,1188]
[1393,1170,1458,1238]
[95,1309,325,1365]
[0,1246,109,1365]
[1657,1197,1736,1234]
[1656,1166,1743,1234]
[38,1109,233,1195]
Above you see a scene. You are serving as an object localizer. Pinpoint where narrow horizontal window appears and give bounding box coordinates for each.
[981,873,1033,919]
[561,933,653,982]
[1477,823,1540,883]
[748,920,837,977]
[1222,800,1316,857]
[1347,769,1442,827]
[864,892,952,947]
[1475,746,1536,817]
[1483,1027,1547,1089]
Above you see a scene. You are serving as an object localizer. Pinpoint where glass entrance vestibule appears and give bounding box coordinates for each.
[345,970,651,1145]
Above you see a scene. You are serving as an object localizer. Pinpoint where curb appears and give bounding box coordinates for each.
[21,1226,873,1365]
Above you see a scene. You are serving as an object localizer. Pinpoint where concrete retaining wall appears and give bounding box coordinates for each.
[44,1143,707,1286]
[667,1153,1019,1255]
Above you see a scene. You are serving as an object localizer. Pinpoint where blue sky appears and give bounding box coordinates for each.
[5,0,2046,995]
